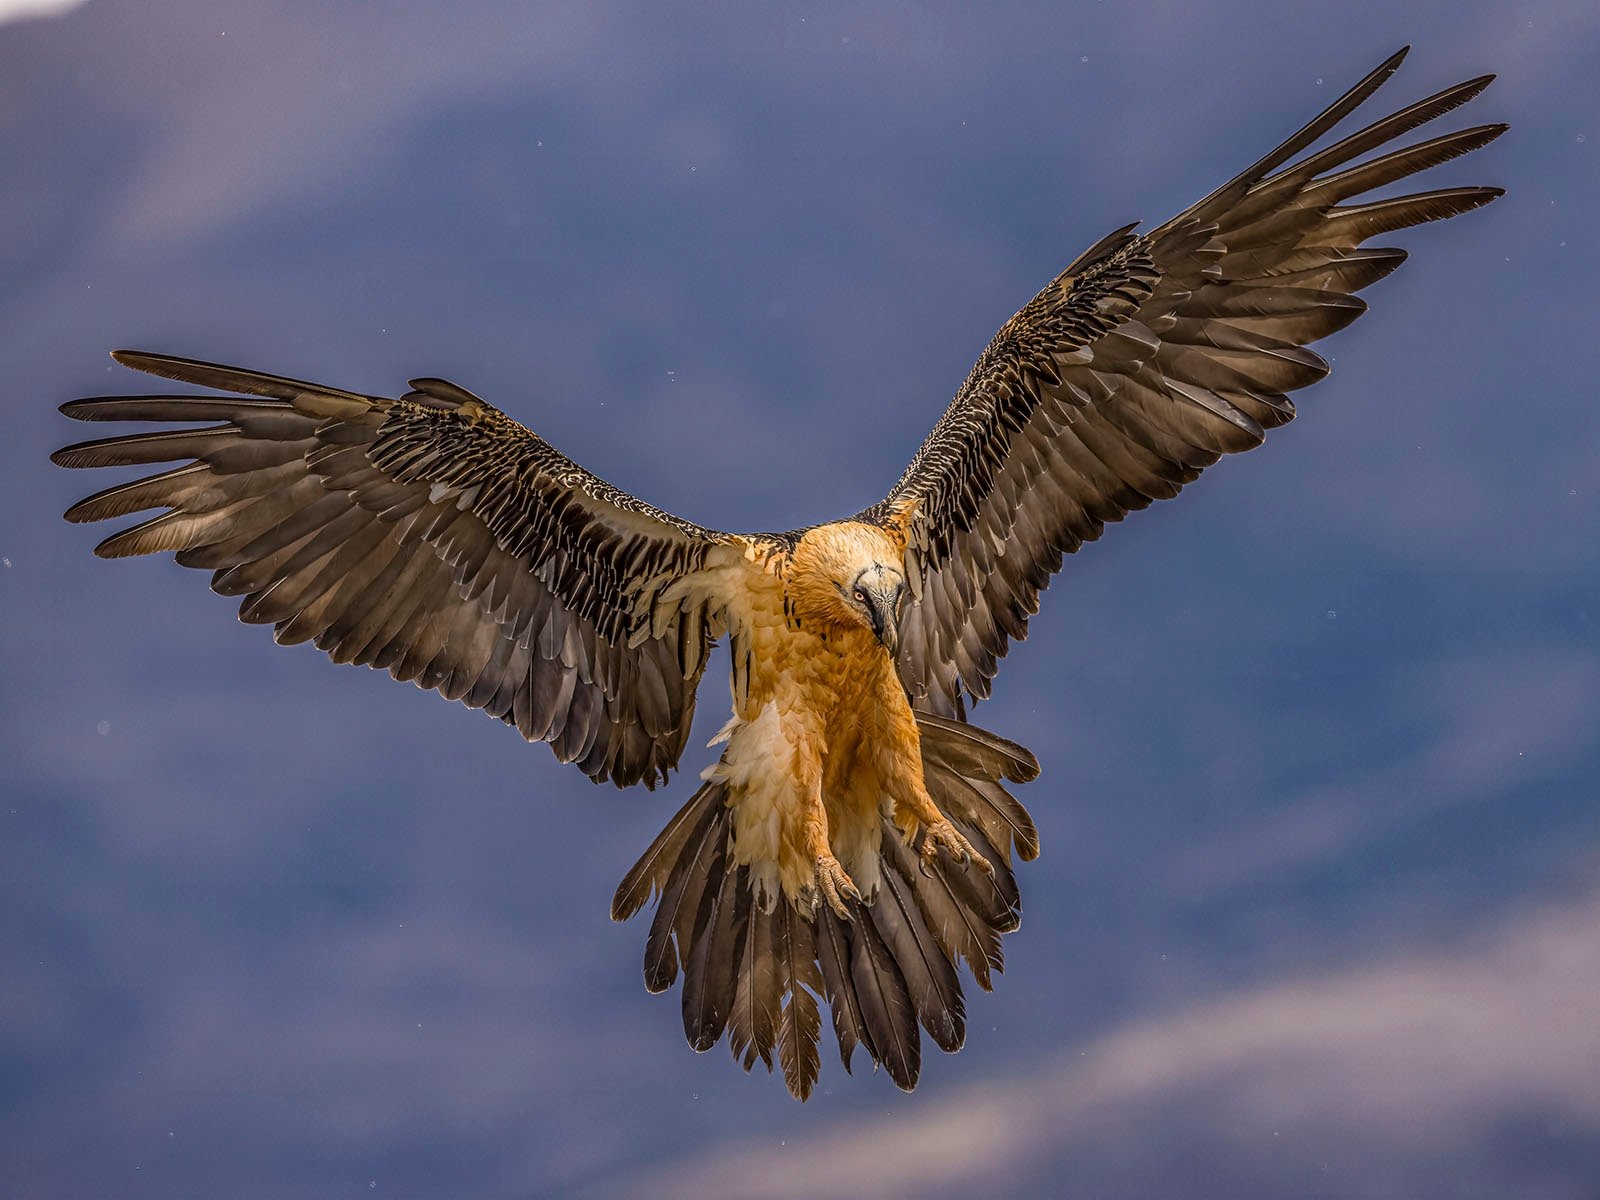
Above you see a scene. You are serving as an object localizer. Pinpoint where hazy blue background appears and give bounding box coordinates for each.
[2,2,1596,1197]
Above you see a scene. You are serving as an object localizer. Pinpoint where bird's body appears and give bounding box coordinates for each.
[703,520,968,910]
[54,48,1503,1100]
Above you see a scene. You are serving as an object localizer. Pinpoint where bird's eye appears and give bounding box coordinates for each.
[853,587,867,603]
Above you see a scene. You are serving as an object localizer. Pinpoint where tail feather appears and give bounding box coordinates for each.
[910,847,1004,990]
[612,779,721,921]
[612,712,1038,1099]
[924,758,1040,864]
[776,908,823,1099]
[680,859,749,1052]
[729,903,781,1070]
[941,828,1023,936]
[848,908,921,1091]
[639,786,724,993]
[816,906,872,1074]
[875,833,966,1053]
[915,710,1040,782]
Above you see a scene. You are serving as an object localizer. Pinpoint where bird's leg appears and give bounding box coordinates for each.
[886,720,995,876]
[800,781,860,919]
[883,704,992,876]
[896,782,994,876]
[774,717,859,918]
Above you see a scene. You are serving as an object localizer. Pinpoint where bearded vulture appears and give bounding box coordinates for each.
[54,48,1503,1099]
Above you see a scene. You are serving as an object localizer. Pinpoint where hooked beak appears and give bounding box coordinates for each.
[864,582,904,659]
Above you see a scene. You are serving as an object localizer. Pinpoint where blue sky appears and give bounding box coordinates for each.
[2,2,1597,1197]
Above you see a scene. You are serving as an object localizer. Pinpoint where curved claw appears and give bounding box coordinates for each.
[921,818,994,877]
[814,853,860,920]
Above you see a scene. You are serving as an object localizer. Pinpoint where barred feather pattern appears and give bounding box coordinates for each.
[860,47,1505,716]
[614,711,1036,1099]
[52,353,740,786]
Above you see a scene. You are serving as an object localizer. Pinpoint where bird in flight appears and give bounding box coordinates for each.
[55,48,1501,1100]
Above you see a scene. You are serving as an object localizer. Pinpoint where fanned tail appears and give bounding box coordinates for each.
[611,713,1038,1099]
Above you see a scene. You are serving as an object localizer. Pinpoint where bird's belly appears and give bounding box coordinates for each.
[717,626,905,901]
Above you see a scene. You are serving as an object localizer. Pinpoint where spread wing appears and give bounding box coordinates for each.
[863,47,1505,717]
[54,352,749,787]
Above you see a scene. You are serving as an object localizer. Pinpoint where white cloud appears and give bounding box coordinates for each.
[0,0,87,25]
[594,880,1600,1198]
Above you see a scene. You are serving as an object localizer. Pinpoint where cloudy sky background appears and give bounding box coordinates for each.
[2,1,1596,1197]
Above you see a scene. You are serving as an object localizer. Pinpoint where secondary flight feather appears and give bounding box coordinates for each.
[54,48,1502,1099]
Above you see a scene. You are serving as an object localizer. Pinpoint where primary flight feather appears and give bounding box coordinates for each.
[54,47,1502,1099]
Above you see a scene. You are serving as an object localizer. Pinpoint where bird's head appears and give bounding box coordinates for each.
[788,522,907,657]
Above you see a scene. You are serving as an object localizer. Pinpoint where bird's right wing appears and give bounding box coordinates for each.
[54,352,753,788]
[862,48,1504,717]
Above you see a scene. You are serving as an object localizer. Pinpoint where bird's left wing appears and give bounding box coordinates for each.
[54,351,750,787]
[860,49,1504,717]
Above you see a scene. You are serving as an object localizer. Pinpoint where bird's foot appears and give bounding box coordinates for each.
[920,818,993,877]
[813,852,861,919]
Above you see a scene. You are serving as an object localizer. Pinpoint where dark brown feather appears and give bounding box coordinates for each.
[729,902,781,1071]
[816,906,872,1074]
[848,904,921,1092]
[915,710,1039,782]
[924,761,1039,867]
[863,50,1503,719]
[681,863,752,1052]
[939,819,1023,936]
[914,853,1004,991]
[641,793,726,994]
[776,907,823,1101]
[874,829,966,1053]
[54,354,738,788]
[612,781,722,922]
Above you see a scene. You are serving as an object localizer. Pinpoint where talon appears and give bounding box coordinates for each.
[814,853,860,920]
[922,818,994,877]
